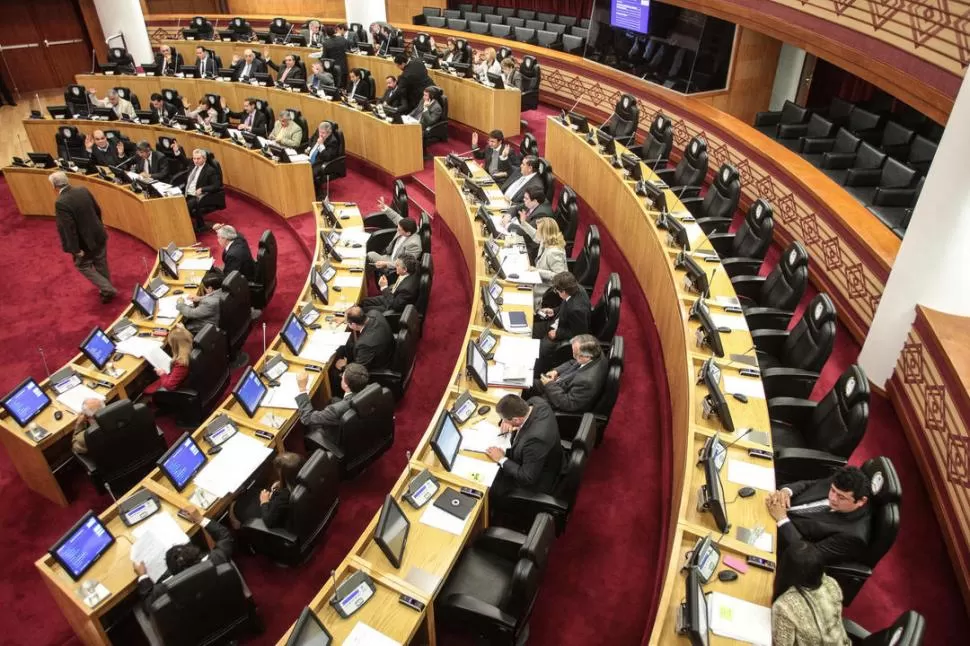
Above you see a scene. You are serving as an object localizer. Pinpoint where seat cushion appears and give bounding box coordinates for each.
[778,137,802,152]
[440,550,513,610]
[822,168,849,185]
[845,185,877,205]
[754,124,777,138]
[867,206,908,237]
[770,421,806,450]
[801,153,824,167]
[755,350,781,371]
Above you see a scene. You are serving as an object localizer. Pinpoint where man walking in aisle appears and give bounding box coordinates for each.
[49,171,117,303]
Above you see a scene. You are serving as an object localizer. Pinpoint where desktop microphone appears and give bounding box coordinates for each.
[705,266,718,299]
[262,322,267,354]
[329,569,340,604]
[38,347,52,378]
[564,84,589,117]
[282,23,295,45]
[722,427,755,452]
[141,256,149,274]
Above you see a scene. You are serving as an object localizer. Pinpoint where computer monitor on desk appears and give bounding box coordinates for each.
[178,65,202,79]
[310,268,330,305]
[620,152,643,180]
[446,153,472,177]
[466,339,489,390]
[281,313,308,355]
[158,247,180,279]
[79,327,115,370]
[430,409,463,471]
[158,432,207,492]
[678,567,710,645]
[286,607,332,646]
[483,239,506,279]
[233,366,269,417]
[27,152,57,168]
[700,451,730,533]
[49,511,115,581]
[374,494,410,568]
[1,377,51,427]
[566,112,589,133]
[131,283,158,317]
[486,72,505,89]
[698,357,733,431]
[690,300,725,359]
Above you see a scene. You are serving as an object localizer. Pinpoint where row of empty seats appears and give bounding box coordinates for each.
[419,4,590,53]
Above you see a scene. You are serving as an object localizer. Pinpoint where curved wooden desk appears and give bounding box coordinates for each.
[3,166,195,249]
[22,116,315,219]
[76,71,423,179]
[33,203,366,645]
[543,117,777,644]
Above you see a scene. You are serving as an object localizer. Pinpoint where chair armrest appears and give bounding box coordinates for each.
[653,167,676,182]
[843,167,883,186]
[75,451,98,474]
[871,186,918,207]
[495,489,569,533]
[762,367,820,400]
[842,619,871,641]
[799,137,835,154]
[774,448,847,485]
[766,397,815,426]
[721,257,762,279]
[743,307,795,332]
[438,593,517,632]
[776,123,809,139]
[305,430,345,460]
[752,329,787,356]
[695,217,732,236]
[365,228,396,254]
[820,151,857,170]
[238,516,298,545]
[730,275,765,302]
[753,111,781,127]
[362,212,397,231]
[152,387,199,408]
[708,233,736,257]
[475,526,528,560]
[670,185,701,199]
[681,196,706,218]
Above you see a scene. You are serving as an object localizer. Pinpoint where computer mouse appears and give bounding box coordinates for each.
[738,486,756,498]
[507,273,519,280]
[339,214,350,220]
[173,289,184,295]
[732,393,749,403]
[112,353,123,362]
[477,405,491,416]
[333,285,343,292]
[351,243,362,248]
[718,570,739,582]
[207,445,222,455]
[53,410,63,421]
[308,323,321,330]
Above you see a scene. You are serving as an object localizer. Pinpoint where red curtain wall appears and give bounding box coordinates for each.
[449,1,595,19]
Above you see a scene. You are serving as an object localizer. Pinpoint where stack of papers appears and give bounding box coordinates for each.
[288,154,310,163]
[155,295,182,320]
[178,257,215,271]
[713,295,741,308]
[504,271,542,285]
[401,115,419,125]
[333,276,363,289]
[493,337,541,367]
[194,432,273,496]
[727,459,776,491]
[723,375,765,400]
[460,421,512,454]
[488,363,531,387]
[420,504,468,536]
[262,372,302,409]
[489,215,510,235]
[340,230,371,246]
[300,329,350,364]
[56,385,105,414]
[345,623,401,646]
[500,290,536,307]
[337,245,367,259]
[130,513,190,582]
[707,592,771,645]
[710,312,748,331]
[451,455,500,486]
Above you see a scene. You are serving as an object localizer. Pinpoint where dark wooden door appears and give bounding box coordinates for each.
[0,0,94,97]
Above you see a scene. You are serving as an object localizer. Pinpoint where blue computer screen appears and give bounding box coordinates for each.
[234,368,267,416]
[82,329,116,369]
[162,435,206,490]
[54,515,114,579]
[2,379,51,426]
[611,0,651,33]
[133,284,156,317]
[283,315,308,354]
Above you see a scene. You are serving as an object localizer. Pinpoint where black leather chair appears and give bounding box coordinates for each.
[754,100,809,138]
[905,135,936,176]
[520,132,538,157]
[555,186,580,255]
[238,449,340,565]
[754,293,837,400]
[590,273,621,344]
[733,241,810,331]
[490,23,512,38]
[555,336,624,447]
[780,113,835,152]
[535,157,554,198]
[435,513,555,645]
[801,127,862,169]
[427,15,447,28]
[825,456,902,605]
[845,106,884,143]
[153,324,230,427]
[878,121,916,160]
[844,610,925,646]
[419,210,432,253]
[227,16,254,39]
[112,86,140,110]
[64,84,90,115]
[248,230,277,311]
[107,48,136,74]
[56,125,87,160]
[413,32,433,54]
[822,141,887,186]
[601,94,639,146]
[370,305,419,399]
[75,400,166,498]
[844,157,918,205]
[519,56,540,111]
[629,113,673,165]
[867,176,923,238]
[709,199,774,279]
[219,270,254,366]
[654,136,708,197]
[424,86,449,144]
[133,559,261,646]
[186,16,214,40]
[268,17,291,40]
[568,225,600,296]
[824,96,854,128]
[364,180,409,229]
[684,163,740,225]
[496,46,513,62]
[415,252,433,322]
[189,150,226,219]
[770,364,869,482]
[304,384,395,478]
[562,34,585,54]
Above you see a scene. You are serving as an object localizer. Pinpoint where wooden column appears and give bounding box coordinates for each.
[78,0,109,63]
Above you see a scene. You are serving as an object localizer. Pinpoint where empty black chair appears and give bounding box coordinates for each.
[484,13,504,25]
[590,274,621,345]
[867,176,924,237]
[846,106,883,143]
[568,225,600,295]
[600,94,639,146]
[153,324,230,427]
[561,34,585,54]
[556,186,580,255]
[469,20,489,35]
[186,16,214,39]
[64,84,89,115]
[754,100,809,138]
[427,15,446,28]
[536,29,559,48]
[238,449,339,565]
[521,58,543,110]
[712,199,775,278]
[844,157,918,205]
[55,125,86,159]
[443,9,462,19]
[905,135,936,176]
[218,271,254,366]
[878,121,916,160]
[733,241,810,331]
[755,293,837,400]
[822,141,887,187]
[415,252,433,323]
[535,157,554,198]
[436,513,555,645]
[447,18,468,31]
[369,305,419,399]
[771,364,869,483]
[305,383,395,478]
[802,126,862,168]
[519,132,539,158]
[75,399,166,498]
[654,136,708,196]
[629,113,673,165]
[844,610,925,646]
[268,17,291,39]
[684,163,740,225]
[133,559,260,646]
[248,230,277,311]
[780,113,835,152]
[514,27,536,44]
[107,47,136,74]
[227,16,253,38]
[490,23,512,38]
[536,11,556,22]
[825,96,855,128]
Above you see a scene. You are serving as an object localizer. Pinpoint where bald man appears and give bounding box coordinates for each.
[230,49,266,82]
[154,45,183,76]
[84,129,124,167]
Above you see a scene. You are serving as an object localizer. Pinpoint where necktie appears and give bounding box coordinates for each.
[391,236,404,259]
[280,67,290,82]
[199,59,204,76]
[242,63,251,78]
[144,158,150,174]
[162,59,167,75]
[245,111,253,128]
[790,500,831,516]
[310,144,320,164]
[187,166,201,194]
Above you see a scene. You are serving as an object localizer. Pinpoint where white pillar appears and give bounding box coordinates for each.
[768,44,806,111]
[858,70,970,385]
[345,0,386,28]
[93,0,153,65]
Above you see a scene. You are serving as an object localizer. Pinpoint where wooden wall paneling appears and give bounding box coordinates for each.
[145,0,223,12]
[77,0,109,68]
[31,0,96,89]
[695,26,782,124]
[0,3,58,94]
[226,0,346,19]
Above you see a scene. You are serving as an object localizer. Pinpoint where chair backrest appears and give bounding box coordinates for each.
[832,127,862,154]
[594,355,623,420]
[701,163,741,220]
[556,186,580,248]
[608,94,638,142]
[536,157,554,196]
[880,120,915,149]
[520,55,540,88]
[490,23,512,38]
[854,141,887,170]
[338,383,396,473]
[759,241,809,311]
[419,211,432,252]
[779,100,809,126]
[148,560,249,645]
[860,456,902,567]
[186,323,230,410]
[643,113,674,161]
[906,135,936,175]
[427,16,446,28]
[270,17,290,35]
[537,11,556,22]
[443,9,461,19]
[879,157,918,189]
[569,414,597,455]
[484,13,504,25]
[553,445,589,511]
[562,34,585,54]
[218,270,252,352]
[732,198,774,260]
[469,21,489,35]
[502,513,555,621]
[190,16,213,35]
[828,97,854,126]
[287,449,340,540]
[781,293,837,373]
[809,364,869,458]
[848,107,881,133]
[391,179,409,219]
[506,16,525,28]
[391,306,420,383]
[674,137,709,187]
[804,113,835,139]
[416,253,433,315]
[251,229,277,304]
[545,23,566,35]
[86,399,160,474]
[859,610,925,646]
[515,9,534,20]
[447,18,468,31]
[527,19,545,31]
[496,46,513,61]
[558,15,578,27]
[520,133,539,158]
[573,225,600,291]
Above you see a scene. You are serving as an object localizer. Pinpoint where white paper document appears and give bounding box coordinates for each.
[155,295,182,320]
[130,513,190,582]
[710,312,748,331]
[262,372,301,409]
[707,591,772,645]
[500,312,531,334]
[193,432,273,495]
[451,455,501,486]
[56,385,105,414]
[337,245,367,259]
[288,154,310,163]
[499,290,535,307]
[723,375,765,400]
[493,337,541,366]
[460,421,512,454]
[340,230,371,245]
[178,257,215,271]
[505,270,543,284]
[117,336,172,372]
[712,295,741,308]
[488,362,530,387]
[299,329,350,364]
[333,276,363,288]
[420,504,467,536]
[345,623,401,646]
[404,567,442,596]
[727,459,776,491]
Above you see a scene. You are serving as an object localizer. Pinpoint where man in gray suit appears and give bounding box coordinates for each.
[175,271,223,334]
[302,20,325,48]
[528,335,608,413]
[367,199,423,283]
[409,88,443,128]
[50,171,117,303]
[295,363,368,444]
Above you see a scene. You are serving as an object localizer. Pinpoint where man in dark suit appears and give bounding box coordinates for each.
[535,272,592,371]
[224,97,268,136]
[154,44,183,76]
[194,45,217,77]
[487,395,563,499]
[264,50,305,84]
[379,75,407,111]
[361,254,420,315]
[50,171,117,303]
[295,363,368,445]
[322,27,350,82]
[394,54,433,112]
[213,224,256,280]
[124,141,171,182]
[84,129,124,167]
[229,49,267,83]
[767,466,872,567]
[501,155,544,207]
[528,335,608,413]
[173,144,222,231]
[330,306,394,392]
[336,23,358,48]
[149,93,179,123]
[307,120,341,198]
[133,507,233,605]
[472,129,517,182]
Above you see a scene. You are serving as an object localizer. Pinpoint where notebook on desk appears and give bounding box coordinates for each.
[500,311,530,333]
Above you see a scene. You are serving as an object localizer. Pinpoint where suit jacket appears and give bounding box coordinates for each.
[346,311,394,370]
[296,392,351,445]
[473,144,516,180]
[778,477,872,566]
[154,53,183,76]
[535,246,568,282]
[495,398,563,494]
[511,202,555,239]
[269,120,304,148]
[543,356,608,413]
[175,291,221,334]
[309,72,336,91]
[377,207,423,261]
[308,133,341,166]
[503,69,522,89]
[89,144,121,167]
[222,237,256,281]
[152,101,179,123]
[501,172,544,205]
[267,60,305,83]
[126,151,171,182]
[552,290,592,341]
[397,59,433,111]
[380,86,407,111]
[230,57,266,82]
[302,28,325,48]
[227,108,268,137]
[196,55,218,77]
[136,519,233,605]
[410,99,443,128]
[322,36,350,76]
[94,96,136,120]
[55,186,107,255]
[178,157,222,198]
[371,272,419,313]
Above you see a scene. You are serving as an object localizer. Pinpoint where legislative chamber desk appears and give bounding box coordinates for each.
[76,72,423,178]
[3,166,195,249]
[33,203,367,646]
[158,39,523,136]
[544,117,778,644]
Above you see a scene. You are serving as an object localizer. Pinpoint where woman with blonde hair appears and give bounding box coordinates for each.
[481,47,502,77]
[146,324,193,393]
[533,218,568,283]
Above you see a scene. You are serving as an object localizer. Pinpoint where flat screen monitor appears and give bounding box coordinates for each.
[281,313,308,355]
[481,283,501,322]
[642,181,668,214]
[141,63,160,76]
[620,152,643,180]
[47,105,71,120]
[596,129,616,156]
[703,451,730,533]
[92,106,117,121]
[311,268,330,305]
[232,366,268,417]
[27,152,57,168]
[131,283,157,317]
[690,299,725,359]
[683,566,710,646]
[677,252,710,298]
[374,494,410,568]
[159,248,179,278]
[666,215,691,251]
[49,510,115,581]
[446,153,471,177]
[483,239,505,278]
[486,72,505,89]
[80,327,115,370]
[475,205,500,238]
[1,378,51,427]
[321,199,340,229]
[466,339,488,390]
[286,607,333,645]
[178,65,201,78]
[611,0,652,34]
[567,111,589,133]
[157,432,207,491]
[699,357,733,431]
[430,409,462,471]
[465,179,489,205]
[320,231,342,263]
[319,261,336,282]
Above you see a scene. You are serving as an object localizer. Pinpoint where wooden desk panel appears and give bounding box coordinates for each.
[3,167,195,249]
